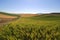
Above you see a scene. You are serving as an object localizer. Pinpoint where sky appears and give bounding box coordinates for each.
[0,0,60,14]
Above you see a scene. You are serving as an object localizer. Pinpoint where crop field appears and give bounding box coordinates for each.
[0,12,19,26]
[0,13,60,40]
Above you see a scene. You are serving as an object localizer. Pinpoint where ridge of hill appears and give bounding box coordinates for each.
[0,12,19,18]
[19,13,60,17]
[0,12,18,16]
[28,13,60,21]
[20,14,39,17]
[0,12,19,23]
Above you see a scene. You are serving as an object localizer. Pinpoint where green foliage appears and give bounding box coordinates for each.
[29,14,60,21]
[0,14,60,40]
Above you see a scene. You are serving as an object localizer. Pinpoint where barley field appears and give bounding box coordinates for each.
[0,14,60,40]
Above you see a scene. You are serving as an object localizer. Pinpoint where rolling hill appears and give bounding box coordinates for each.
[0,12,60,40]
[0,12,19,18]
[20,14,39,17]
[27,13,60,21]
[0,12,19,23]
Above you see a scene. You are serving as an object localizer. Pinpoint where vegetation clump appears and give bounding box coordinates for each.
[0,13,60,40]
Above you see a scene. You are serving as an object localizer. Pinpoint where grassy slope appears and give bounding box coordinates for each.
[0,13,60,40]
[0,12,18,16]
[0,12,19,25]
[29,14,60,21]
[0,12,20,18]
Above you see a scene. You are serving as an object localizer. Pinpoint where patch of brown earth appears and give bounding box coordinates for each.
[20,14,39,17]
[0,14,17,18]
[0,14,17,24]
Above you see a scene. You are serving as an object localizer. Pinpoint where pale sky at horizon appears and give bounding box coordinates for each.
[0,0,60,14]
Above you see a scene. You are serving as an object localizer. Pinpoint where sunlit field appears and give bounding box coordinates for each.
[0,13,60,40]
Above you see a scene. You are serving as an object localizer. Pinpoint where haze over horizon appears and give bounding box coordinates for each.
[0,0,60,14]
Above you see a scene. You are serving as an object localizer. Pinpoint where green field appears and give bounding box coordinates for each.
[0,13,60,40]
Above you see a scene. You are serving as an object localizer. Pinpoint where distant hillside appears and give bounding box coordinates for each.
[20,14,39,17]
[0,12,19,18]
[0,12,18,16]
[0,12,19,23]
[51,13,60,14]
[29,13,60,21]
